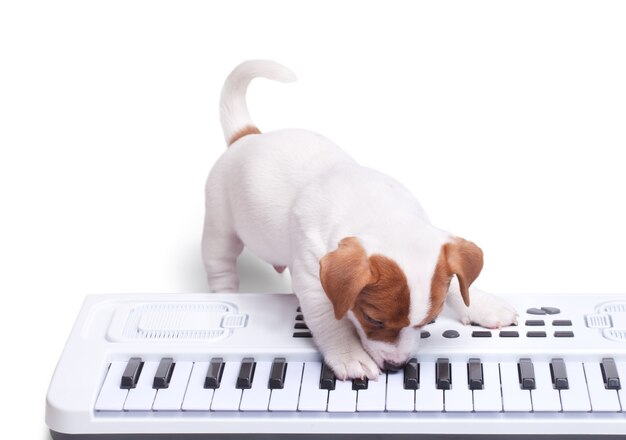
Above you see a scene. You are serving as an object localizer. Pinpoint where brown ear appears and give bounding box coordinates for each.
[443,237,484,307]
[319,237,374,320]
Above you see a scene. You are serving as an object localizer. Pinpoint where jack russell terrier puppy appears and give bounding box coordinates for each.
[202,60,518,380]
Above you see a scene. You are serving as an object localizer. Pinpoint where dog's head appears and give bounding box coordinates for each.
[319,235,483,371]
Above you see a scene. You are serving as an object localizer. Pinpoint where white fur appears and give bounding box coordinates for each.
[203,60,518,380]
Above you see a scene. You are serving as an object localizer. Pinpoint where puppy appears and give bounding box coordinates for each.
[202,60,518,380]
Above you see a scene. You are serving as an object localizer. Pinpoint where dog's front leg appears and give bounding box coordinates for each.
[297,289,381,381]
[445,277,519,329]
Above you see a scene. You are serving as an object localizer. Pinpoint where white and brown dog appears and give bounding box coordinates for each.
[202,60,518,380]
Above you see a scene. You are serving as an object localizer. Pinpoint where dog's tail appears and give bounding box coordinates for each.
[220,60,297,146]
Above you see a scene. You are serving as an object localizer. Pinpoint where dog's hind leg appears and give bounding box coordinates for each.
[201,205,244,293]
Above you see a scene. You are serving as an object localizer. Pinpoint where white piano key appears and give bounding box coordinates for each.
[123,361,159,411]
[415,362,443,412]
[269,361,304,411]
[327,378,358,412]
[473,362,502,412]
[356,374,386,412]
[615,361,626,411]
[94,362,129,411]
[560,361,591,412]
[443,362,473,412]
[297,362,328,411]
[500,362,532,412]
[239,361,272,411]
[181,362,213,411]
[152,361,193,411]
[385,371,414,411]
[210,361,243,411]
[584,362,621,412]
[530,362,561,412]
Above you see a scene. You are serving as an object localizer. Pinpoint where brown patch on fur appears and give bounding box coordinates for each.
[417,237,484,327]
[228,125,261,146]
[319,237,410,344]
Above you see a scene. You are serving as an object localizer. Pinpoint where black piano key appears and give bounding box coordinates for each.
[319,363,336,390]
[436,358,451,390]
[120,357,143,389]
[204,357,225,389]
[292,331,313,338]
[153,357,175,389]
[600,358,621,390]
[294,322,309,329]
[467,358,483,390]
[550,358,569,390]
[236,357,256,389]
[295,314,305,321]
[269,358,287,389]
[352,377,368,390]
[518,358,536,390]
[403,358,419,390]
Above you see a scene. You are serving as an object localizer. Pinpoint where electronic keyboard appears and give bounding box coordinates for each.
[46,293,626,439]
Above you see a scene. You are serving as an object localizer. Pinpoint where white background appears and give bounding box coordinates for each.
[1,1,626,437]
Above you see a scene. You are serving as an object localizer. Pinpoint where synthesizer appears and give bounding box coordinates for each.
[46,292,626,439]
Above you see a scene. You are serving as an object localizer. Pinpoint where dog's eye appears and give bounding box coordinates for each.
[363,313,385,328]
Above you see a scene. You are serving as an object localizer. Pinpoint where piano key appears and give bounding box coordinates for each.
[403,358,419,390]
[518,358,536,390]
[269,361,304,411]
[356,374,386,411]
[614,361,626,412]
[120,357,143,389]
[550,358,569,390]
[473,362,503,412]
[123,361,159,410]
[153,361,193,410]
[560,361,591,412]
[386,370,415,411]
[500,362,532,412]
[269,358,287,389]
[153,358,175,389]
[415,362,444,411]
[436,358,451,390]
[444,362,473,412]
[181,362,213,411]
[95,362,129,411]
[600,358,621,390]
[584,362,621,412]
[467,358,483,390]
[236,357,256,389]
[530,362,561,412]
[210,361,243,411]
[327,377,358,412]
[204,357,224,389]
[239,361,272,411]
[319,363,336,390]
[352,377,368,390]
[298,362,328,411]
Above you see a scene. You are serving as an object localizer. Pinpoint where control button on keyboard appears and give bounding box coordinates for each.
[292,331,313,338]
[518,358,536,390]
[600,358,621,390]
[95,362,130,411]
[530,361,561,411]
[499,331,519,338]
[472,331,492,338]
[554,331,574,338]
[467,358,483,390]
[295,314,304,321]
[386,369,415,411]
[319,363,336,390]
[526,308,546,315]
[153,361,193,410]
[552,320,572,326]
[500,362,532,411]
[121,357,143,389]
[541,307,560,315]
[420,331,431,339]
[442,330,460,338]
[240,361,272,411]
[436,358,451,390]
[210,361,243,411]
[415,362,443,411]
[269,361,304,411]
[560,362,591,412]
[294,322,308,329]
[550,358,569,390]
[444,362,473,412]
[584,362,621,412]
[473,362,502,412]
[123,361,159,410]
[526,331,547,338]
[236,357,256,389]
[204,357,225,389]
[298,362,329,411]
[181,362,213,411]
[269,358,287,389]
[153,358,175,389]
[403,358,419,390]
[525,320,545,326]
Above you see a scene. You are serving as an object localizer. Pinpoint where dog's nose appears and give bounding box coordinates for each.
[383,360,405,372]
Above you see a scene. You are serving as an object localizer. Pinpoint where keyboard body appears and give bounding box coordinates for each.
[46,292,626,439]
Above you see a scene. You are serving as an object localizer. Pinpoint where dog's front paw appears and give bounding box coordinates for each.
[324,348,381,381]
[462,291,519,329]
